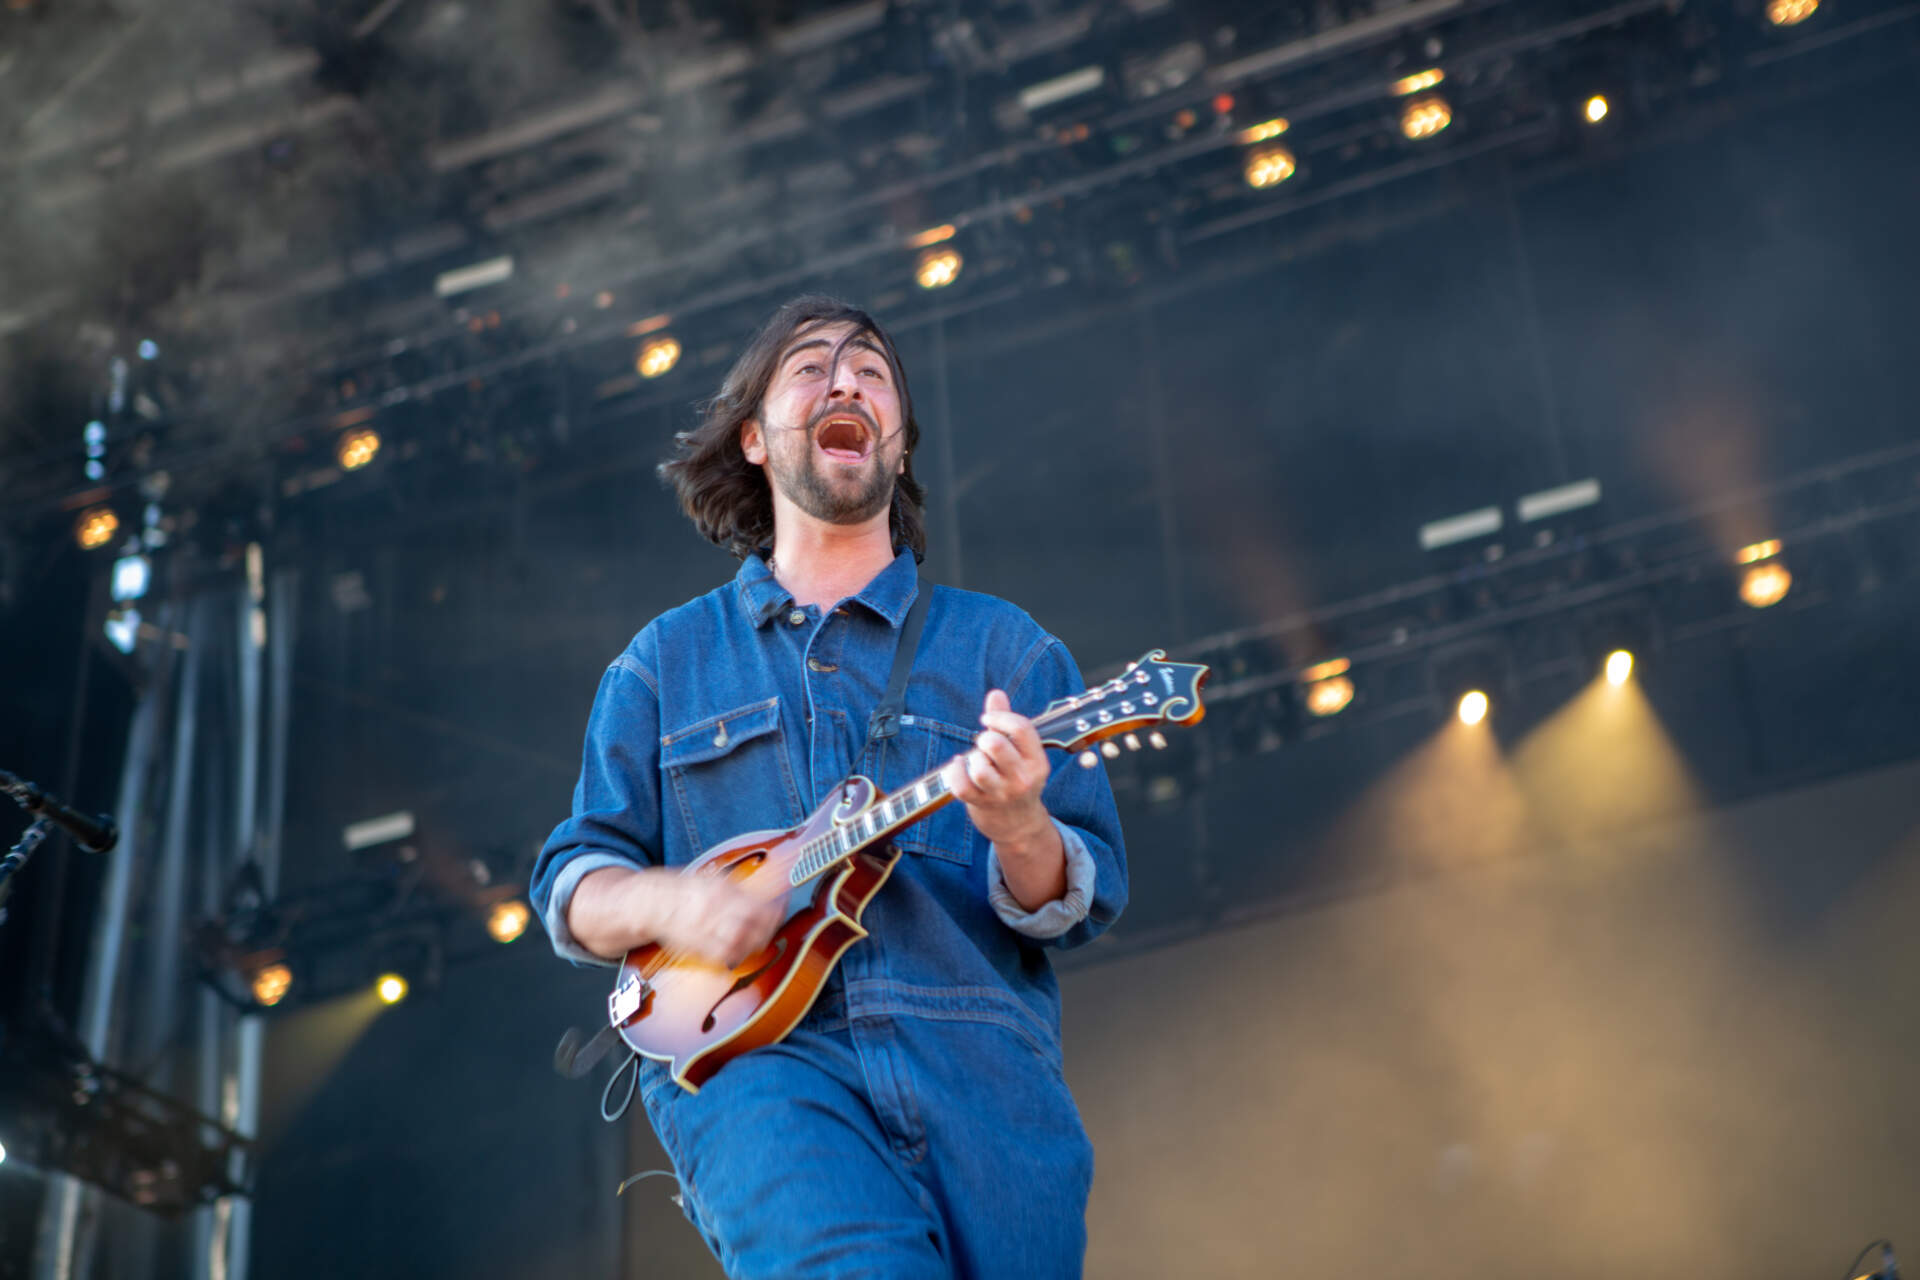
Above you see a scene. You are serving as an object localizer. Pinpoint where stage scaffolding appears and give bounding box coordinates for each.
[32,562,297,1280]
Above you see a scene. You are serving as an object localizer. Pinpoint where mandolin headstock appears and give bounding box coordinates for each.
[1034,649,1210,762]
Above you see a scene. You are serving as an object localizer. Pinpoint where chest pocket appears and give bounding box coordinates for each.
[661,697,804,858]
[868,714,978,867]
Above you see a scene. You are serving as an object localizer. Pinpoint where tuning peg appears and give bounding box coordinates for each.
[1100,741,1120,759]
[1078,751,1099,769]
[1149,731,1167,750]
[1124,733,1141,751]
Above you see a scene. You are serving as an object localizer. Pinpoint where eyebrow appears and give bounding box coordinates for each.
[779,334,888,366]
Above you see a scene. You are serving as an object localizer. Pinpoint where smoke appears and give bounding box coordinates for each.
[0,0,753,480]
[1066,755,1920,1276]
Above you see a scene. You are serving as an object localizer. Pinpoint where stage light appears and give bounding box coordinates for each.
[1401,96,1451,140]
[250,963,292,1008]
[1518,477,1601,524]
[111,553,151,602]
[907,223,957,249]
[84,419,107,484]
[76,506,119,550]
[434,255,515,298]
[1244,145,1296,189]
[137,339,158,361]
[104,608,140,654]
[1018,65,1104,113]
[1584,95,1609,124]
[1767,0,1817,26]
[636,334,681,378]
[915,245,963,289]
[1235,117,1289,145]
[376,973,409,1005]
[0,1140,6,1166]
[487,899,531,944]
[1457,690,1489,726]
[1735,539,1790,608]
[1301,658,1354,717]
[1305,674,1355,717]
[336,427,381,471]
[1740,561,1792,609]
[1392,68,1445,97]
[1605,650,1634,686]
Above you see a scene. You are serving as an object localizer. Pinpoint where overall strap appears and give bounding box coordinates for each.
[865,577,929,750]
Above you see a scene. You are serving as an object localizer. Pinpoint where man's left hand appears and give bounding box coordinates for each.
[942,689,1053,848]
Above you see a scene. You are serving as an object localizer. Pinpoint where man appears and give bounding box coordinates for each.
[531,295,1126,1278]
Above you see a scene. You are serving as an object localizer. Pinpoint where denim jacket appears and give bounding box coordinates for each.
[530,548,1128,1072]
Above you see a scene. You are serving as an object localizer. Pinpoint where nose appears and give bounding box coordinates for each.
[826,360,864,403]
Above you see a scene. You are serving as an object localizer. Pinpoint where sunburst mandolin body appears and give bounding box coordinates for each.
[610,775,898,1094]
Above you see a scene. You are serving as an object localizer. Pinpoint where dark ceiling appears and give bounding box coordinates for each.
[5,0,1914,536]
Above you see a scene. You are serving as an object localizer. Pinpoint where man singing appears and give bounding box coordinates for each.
[531,294,1127,1278]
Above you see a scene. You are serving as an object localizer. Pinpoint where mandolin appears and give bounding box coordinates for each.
[606,649,1209,1094]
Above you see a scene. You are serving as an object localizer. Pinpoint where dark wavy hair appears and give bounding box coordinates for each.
[659,295,927,562]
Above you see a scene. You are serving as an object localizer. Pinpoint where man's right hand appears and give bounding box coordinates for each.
[658,872,785,968]
[566,864,784,968]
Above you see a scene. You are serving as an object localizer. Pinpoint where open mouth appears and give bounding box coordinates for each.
[815,415,874,464]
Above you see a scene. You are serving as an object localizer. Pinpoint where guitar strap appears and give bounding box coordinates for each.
[863,574,930,769]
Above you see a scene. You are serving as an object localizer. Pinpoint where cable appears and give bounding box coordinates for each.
[615,1168,684,1209]
[600,1050,639,1123]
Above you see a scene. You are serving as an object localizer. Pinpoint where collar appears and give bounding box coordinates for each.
[734,547,920,629]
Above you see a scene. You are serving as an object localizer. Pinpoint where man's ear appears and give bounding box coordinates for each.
[740,419,767,465]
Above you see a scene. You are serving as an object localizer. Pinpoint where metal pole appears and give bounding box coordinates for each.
[33,604,176,1280]
[191,590,244,1280]
[223,565,291,1280]
[137,597,204,1080]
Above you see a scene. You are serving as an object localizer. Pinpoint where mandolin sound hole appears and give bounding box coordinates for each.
[701,937,788,1033]
[723,850,766,877]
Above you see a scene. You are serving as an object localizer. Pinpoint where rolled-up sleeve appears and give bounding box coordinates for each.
[984,638,1128,949]
[530,653,664,967]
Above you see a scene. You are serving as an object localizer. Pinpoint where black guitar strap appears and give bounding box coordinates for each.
[865,575,930,756]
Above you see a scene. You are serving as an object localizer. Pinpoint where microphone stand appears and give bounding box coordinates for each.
[0,767,117,926]
[0,816,54,921]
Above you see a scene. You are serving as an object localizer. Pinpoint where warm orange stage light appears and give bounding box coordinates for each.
[488,899,531,944]
[251,963,293,1007]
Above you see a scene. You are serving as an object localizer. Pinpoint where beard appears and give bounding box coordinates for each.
[763,419,897,526]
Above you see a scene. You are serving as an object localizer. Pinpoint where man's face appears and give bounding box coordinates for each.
[743,320,907,528]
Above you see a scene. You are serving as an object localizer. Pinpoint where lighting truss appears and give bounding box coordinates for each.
[194,860,535,1014]
[1103,437,1920,729]
[11,0,1905,529]
[0,1015,250,1216]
